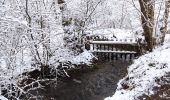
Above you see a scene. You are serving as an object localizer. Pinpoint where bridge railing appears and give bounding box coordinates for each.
[84,37,144,60]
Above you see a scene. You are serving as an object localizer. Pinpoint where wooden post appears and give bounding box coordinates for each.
[107,52,110,59]
[130,54,132,60]
[93,44,95,50]
[99,44,101,50]
[96,44,98,55]
[111,53,114,60]
[125,54,127,60]
[115,53,118,60]
[108,44,110,51]
[104,44,106,50]
[120,53,123,59]
[112,44,114,51]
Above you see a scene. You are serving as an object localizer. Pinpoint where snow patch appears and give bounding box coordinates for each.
[49,48,94,67]
[71,50,95,65]
[0,96,8,100]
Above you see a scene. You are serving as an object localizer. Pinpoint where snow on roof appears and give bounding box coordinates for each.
[85,28,138,40]
[105,34,170,100]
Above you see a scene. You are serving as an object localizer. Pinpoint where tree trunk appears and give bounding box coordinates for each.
[160,0,170,44]
[138,0,155,51]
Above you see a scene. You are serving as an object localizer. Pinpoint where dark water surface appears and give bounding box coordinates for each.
[28,60,131,100]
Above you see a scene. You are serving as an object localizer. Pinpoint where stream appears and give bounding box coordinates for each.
[27,60,131,100]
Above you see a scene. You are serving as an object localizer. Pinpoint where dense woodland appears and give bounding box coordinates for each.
[0,0,170,100]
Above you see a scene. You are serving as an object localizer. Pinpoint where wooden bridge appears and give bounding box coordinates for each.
[85,36,143,60]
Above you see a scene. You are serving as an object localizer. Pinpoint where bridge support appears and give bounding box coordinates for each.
[85,38,141,60]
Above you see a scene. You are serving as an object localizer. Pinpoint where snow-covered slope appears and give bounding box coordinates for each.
[105,34,170,100]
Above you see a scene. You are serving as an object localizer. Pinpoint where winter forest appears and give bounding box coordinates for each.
[0,0,170,100]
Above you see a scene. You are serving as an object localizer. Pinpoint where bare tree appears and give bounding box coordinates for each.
[138,0,155,51]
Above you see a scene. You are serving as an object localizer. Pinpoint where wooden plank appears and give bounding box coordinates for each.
[89,40,137,45]
[92,50,137,54]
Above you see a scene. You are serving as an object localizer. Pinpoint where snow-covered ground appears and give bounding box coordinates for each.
[105,34,170,100]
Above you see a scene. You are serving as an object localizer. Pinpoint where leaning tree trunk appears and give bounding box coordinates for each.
[160,0,170,44]
[138,0,155,51]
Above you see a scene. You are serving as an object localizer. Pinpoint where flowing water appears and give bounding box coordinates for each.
[28,60,131,100]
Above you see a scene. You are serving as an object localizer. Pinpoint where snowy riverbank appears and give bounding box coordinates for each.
[105,34,170,100]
